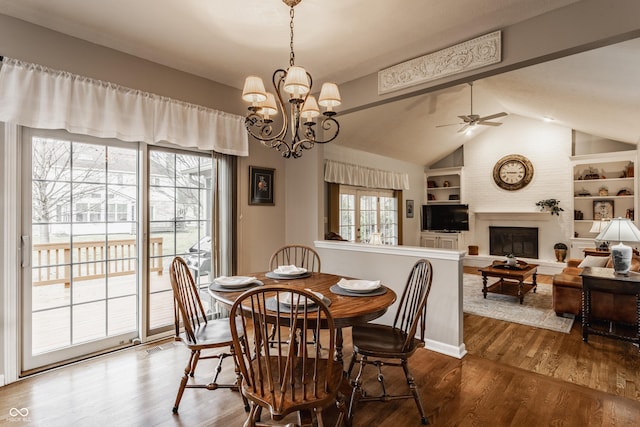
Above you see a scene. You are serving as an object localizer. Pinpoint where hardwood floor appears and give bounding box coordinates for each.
[1,272,639,426]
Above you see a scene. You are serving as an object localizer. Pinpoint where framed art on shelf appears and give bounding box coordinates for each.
[406,200,414,218]
[249,166,275,205]
[593,199,614,220]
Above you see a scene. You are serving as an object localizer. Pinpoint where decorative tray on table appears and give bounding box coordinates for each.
[492,260,529,270]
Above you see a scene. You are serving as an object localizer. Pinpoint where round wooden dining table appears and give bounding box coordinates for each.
[208,271,397,362]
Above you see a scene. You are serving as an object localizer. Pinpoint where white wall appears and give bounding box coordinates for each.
[324,144,425,246]
[236,145,287,274]
[463,115,573,261]
[315,241,466,359]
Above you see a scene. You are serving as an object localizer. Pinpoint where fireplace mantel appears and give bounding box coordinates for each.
[474,211,551,221]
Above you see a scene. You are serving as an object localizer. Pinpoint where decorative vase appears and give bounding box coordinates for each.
[611,242,632,275]
[554,248,567,262]
[505,255,517,267]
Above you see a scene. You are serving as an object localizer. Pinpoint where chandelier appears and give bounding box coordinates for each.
[241,0,341,159]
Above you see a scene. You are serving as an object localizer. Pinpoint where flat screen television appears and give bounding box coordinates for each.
[421,204,469,232]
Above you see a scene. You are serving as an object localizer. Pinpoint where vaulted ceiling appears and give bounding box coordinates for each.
[0,0,638,165]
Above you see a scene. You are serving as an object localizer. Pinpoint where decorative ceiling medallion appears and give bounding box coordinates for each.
[377,31,502,95]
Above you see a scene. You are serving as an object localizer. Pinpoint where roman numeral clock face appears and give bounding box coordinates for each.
[492,154,534,191]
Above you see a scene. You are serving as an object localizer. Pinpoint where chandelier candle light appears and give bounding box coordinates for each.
[242,0,341,159]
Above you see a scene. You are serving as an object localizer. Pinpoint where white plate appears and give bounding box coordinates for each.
[273,265,308,276]
[280,291,323,306]
[337,279,381,293]
[213,276,257,288]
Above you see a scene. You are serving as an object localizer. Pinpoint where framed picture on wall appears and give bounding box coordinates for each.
[249,166,275,205]
[406,199,414,218]
[593,199,614,220]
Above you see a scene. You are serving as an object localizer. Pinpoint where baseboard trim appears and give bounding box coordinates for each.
[425,339,467,359]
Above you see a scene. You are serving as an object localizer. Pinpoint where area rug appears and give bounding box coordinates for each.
[463,274,574,334]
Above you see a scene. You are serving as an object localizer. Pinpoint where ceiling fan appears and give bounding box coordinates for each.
[436,82,508,133]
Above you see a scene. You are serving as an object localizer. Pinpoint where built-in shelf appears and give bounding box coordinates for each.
[570,153,637,258]
[425,167,462,204]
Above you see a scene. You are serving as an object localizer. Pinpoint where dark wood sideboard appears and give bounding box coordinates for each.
[580,267,640,349]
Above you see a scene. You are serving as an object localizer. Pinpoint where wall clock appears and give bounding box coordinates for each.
[492,154,534,191]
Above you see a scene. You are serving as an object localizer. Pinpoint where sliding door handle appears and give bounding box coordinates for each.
[21,235,31,268]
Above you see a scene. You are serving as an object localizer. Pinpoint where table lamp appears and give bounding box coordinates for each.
[595,217,640,275]
[590,219,610,250]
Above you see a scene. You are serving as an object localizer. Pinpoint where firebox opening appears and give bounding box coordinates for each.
[489,226,539,259]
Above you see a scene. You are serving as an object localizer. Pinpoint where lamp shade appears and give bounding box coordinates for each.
[595,217,640,243]
[589,219,609,233]
[301,95,320,120]
[259,92,278,120]
[242,76,267,103]
[283,66,310,98]
[318,82,341,110]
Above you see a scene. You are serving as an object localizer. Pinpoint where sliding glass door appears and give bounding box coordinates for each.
[22,129,139,371]
[147,148,214,335]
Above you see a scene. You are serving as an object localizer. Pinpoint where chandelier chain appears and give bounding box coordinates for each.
[289,6,295,67]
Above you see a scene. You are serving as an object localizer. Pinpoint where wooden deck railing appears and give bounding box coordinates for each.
[32,238,163,286]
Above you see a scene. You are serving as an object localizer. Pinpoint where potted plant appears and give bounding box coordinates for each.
[536,199,564,216]
[554,242,568,262]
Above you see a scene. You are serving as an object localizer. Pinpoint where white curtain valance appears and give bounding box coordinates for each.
[0,57,248,156]
[324,159,410,190]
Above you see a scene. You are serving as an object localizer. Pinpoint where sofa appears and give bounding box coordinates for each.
[552,255,640,325]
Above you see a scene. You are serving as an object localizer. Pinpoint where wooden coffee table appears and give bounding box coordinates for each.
[479,261,538,304]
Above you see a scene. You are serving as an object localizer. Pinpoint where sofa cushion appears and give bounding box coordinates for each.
[578,255,609,268]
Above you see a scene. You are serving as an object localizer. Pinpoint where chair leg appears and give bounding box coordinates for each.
[172,350,197,413]
[346,350,358,379]
[190,350,201,376]
[207,352,228,389]
[231,343,250,412]
[335,392,347,427]
[243,403,260,427]
[402,359,428,425]
[373,361,388,397]
[348,354,367,421]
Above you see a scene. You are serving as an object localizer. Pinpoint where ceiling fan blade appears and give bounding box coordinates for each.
[479,112,508,121]
[458,115,473,123]
[457,124,470,133]
[478,121,503,127]
[436,122,463,128]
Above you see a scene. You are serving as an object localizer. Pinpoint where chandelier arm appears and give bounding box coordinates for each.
[244,69,289,145]
[310,116,340,144]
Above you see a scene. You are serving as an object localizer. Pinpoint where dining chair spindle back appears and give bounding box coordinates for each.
[346,258,433,425]
[229,285,346,426]
[269,245,321,273]
[169,256,247,414]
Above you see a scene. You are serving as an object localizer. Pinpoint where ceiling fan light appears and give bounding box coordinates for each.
[242,76,267,104]
[283,66,310,99]
[318,82,341,110]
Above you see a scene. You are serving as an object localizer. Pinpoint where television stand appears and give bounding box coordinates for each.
[420,231,464,250]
